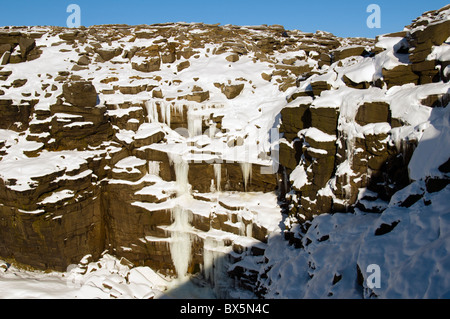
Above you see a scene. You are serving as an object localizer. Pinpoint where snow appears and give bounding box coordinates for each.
[1,14,450,300]
[0,149,88,192]
[343,57,376,84]
[387,83,448,127]
[64,121,94,128]
[302,127,337,142]
[428,39,450,62]
[261,182,450,299]
[114,156,146,169]
[0,253,170,299]
[169,205,193,280]
[134,123,164,140]
[408,104,450,181]
[290,164,309,190]
[38,189,74,205]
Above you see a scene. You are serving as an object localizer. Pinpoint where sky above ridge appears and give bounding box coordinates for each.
[1,0,448,38]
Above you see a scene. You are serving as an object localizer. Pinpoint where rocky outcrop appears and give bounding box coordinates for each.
[279,5,450,225]
[0,31,42,63]
[0,99,34,131]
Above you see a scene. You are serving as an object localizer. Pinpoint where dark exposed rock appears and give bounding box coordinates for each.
[438,158,450,173]
[310,107,339,135]
[221,83,245,99]
[332,46,368,62]
[409,20,450,64]
[400,194,423,208]
[425,177,450,193]
[280,102,312,142]
[420,92,450,108]
[375,221,400,236]
[18,37,35,59]
[382,65,419,88]
[62,80,98,107]
[177,60,190,72]
[132,57,161,73]
[0,99,33,131]
[355,102,391,126]
[95,47,122,61]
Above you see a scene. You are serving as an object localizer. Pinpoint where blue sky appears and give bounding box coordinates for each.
[1,0,448,38]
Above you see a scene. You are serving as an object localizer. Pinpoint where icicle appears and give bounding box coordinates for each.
[147,161,160,176]
[167,153,192,280]
[214,164,221,192]
[145,101,158,123]
[240,162,252,191]
[203,236,216,284]
[203,236,231,297]
[209,122,217,139]
[163,102,173,127]
[170,206,192,280]
[246,222,253,238]
[160,103,165,126]
[168,153,190,196]
[175,103,185,122]
[188,111,203,137]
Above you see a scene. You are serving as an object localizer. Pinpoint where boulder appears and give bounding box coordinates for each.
[382,65,419,88]
[221,83,245,99]
[181,89,210,103]
[420,92,450,108]
[355,102,391,126]
[332,46,367,62]
[280,102,312,142]
[18,37,36,59]
[132,57,161,73]
[310,80,332,96]
[261,72,272,82]
[0,51,10,65]
[95,47,122,61]
[177,60,190,72]
[409,20,450,63]
[226,54,240,62]
[342,74,370,89]
[119,85,147,95]
[77,55,91,66]
[59,30,80,41]
[274,64,312,77]
[0,99,33,131]
[62,81,98,107]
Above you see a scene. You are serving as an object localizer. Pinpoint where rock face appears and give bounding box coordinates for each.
[1,22,306,275]
[0,5,449,298]
[0,31,42,63]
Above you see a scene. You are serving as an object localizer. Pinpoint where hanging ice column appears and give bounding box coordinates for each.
[213,164,221,192]
[170,205,192,280]
[145,100,185,128]
[167,153,193,279]
[169,153,190,196]
[188,111,203,138]
[203,236,233,298]
[240,162,252,191]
